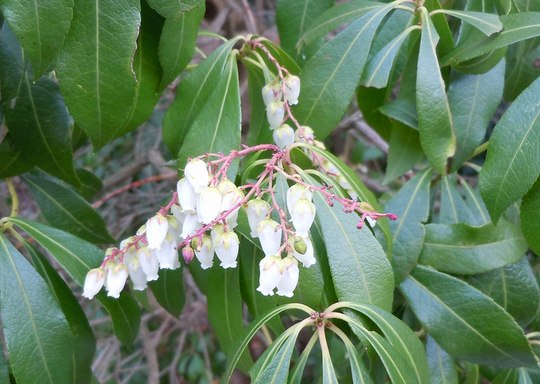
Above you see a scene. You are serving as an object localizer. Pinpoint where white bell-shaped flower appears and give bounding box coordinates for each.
[291,198,316,237]
[123,249,148,291]
[214,231,240,268]
[105,262,129,299]
[82,268,106,299]
[293,236,316,267]
[184,158,210,192]
[152,234,179,270]
[246,198,270,237]
[146,213,169,250]
[276,256,299,297]
[284,75,300,105]
[181,212,200,239]
[193,235,214,269]
[177,178,197,212]
[218,179,244,212]
[226,209,239,229]
[211,223,225,244]
[273,124,295,149]
[266,100,285,129]
[257,255,283,296]
[138,247,159,281]
[262,81,281,107]
[197,186,222,224]
[257,218,282,257]
[171,204,185,226]
[286,183,313,215]
[294,126,315,143]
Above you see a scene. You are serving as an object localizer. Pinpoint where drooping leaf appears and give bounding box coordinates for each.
[401,265,536,368]
[0,234,75,383]
[423,0,455,56]
[379,98,418,130]
[8,218,141,345]
[74,168,103,200]
[56,0,141,148]
[158,3,204,88]
[419,220,527,275]
[416,10,456,174]
[149,268,185,318]
[385,169,432,283]
[244,60,273,146]
[0,0,73,75]
[23,172,114,244]
[322,348,339,384]
[521,174,540,255]
[479,76,540,223]
[0,21,25,100]
[436,10,502,36]
[147,0,202,17]
[504,38,540,101]
[383,122,424,184]
[426,336,459,384]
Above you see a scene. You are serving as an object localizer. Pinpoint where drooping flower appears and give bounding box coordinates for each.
[177,178,197,212]
[193,235,214,269]
[181,212,200,239]
[291,197,316,237]
[286,183,313,215]
[294,126,315,143]
[152,234,179,270]
[214,230,240,268]
[292,236,316,267]
[266,100,285,129]
[105,262,129,299]
[123,249,148,291]
[246,198,270,237]
[257,255,283,296]
[284,75,300,105]
[196,186,222,224]
[137,247,160,281]
[262,81,281,107]
[184,158,210,192]
[273,124,295,149]
[145,213,169,250]
[218,179,244,212]
[257,218,282,257]
[276,256,299,297]
[82,268,106,299]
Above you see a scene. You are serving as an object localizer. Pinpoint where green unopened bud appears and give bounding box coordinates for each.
[293,236,307,255]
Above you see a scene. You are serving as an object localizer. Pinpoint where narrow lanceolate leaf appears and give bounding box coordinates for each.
[0,0,73,75]
[419,220,527,275]
[426,336,459,384]
[521,178,540,255]
[466,257,540,327]
[0,234,75,383]
[56,0,141,148]
[416,10,456,174]
[0,140,33,178]
[8,218,141,345]
[162,39,236,154]
[149,268,185,318]
[178,54,241,171]
[23,172,114,244]
[147,0,202,17]
[436,10,502,36]
[385,169,432,283]
[158,3,204,88]
[0,22,25,101]
[479,77,540,223]
[4,76,80,186]
[294,4,394,140]
[448,61,505,169]
[401,266,537,368]
[439,175,475,225]
[383,123,424,184]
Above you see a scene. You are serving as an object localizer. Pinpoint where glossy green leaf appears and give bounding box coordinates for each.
[162,38,236,154]
[56,0,140,148]
[438,175,476,225]
[385,169,432,283]
[493,369,518,384]
[0,139,33,178]
[449,60,505,169]
[0,0,73,75]
[8,218,141,345]
[0,234,75,383]
[289,333,319,384]
[4,76,80,185]
[23,172,114,244]
[0,21,25,100]
[466,257,540,327]
[461,180,490,225]
[356,86,392,139]
[74,168,103,199]
[26,243,95,384]
[158,3,204,88]
[504,38,540,101]
[294,3,394,140]
[383,122,424,184]
[423,0,455,56]
[521,177,540,255]
[420,220,527,275]
[244,60,273,146]
[149,268,185,318]
[338,332,372,384]
[379,98,418,130]
[401,265,536,367]
[436,10,502,36]
[147,0,202,17]
[416,10,456,174]
[426,336,459,384]
[479,76,540,223]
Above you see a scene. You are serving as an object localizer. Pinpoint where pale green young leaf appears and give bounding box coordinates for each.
[426,336,459,384]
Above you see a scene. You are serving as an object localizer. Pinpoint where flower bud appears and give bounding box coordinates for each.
[293,236,316,267]
[184,158,210,192]
[214,231,240,268]
[295,126,315,143]
[194,235,214,269]
[182,246,195,264]
[123,250,147,291]
[106,262,129,298]
[266,101,285,129]
[291,198,316,237]
[273,124,295,149]
[293,236,307,255]
[146,213,169,250]
[257,255,283,296]
[181,212,200,239]
[322,159,339,176]
[153,234,179,270]
[286,183,313,215]
[262,81,281,107]
[284,75,300,105]
[276,256,299,297]
[137,247,159,281]
[246,198,270,237]
[177,178,197,212]
[197,186,222,224]
[82,268,106,299]
[257,218,282,257]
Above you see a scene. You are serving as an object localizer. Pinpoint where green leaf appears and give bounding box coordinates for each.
[401,265,537,368]
[356,86,392,139]
[23,172,114,244]
[147,0,202,17]
[26,243,95,384]
[8,218,141,345]
[383,122,424,184]
[0,139,33,178]
[504,38,540,101]
[419,220,527,275]
[0,22,25,100]
[322,349,339,384]
[448,60,505,169]
[0,343,8,384]
[294,3,394,140]
[4,76,80,186]
[149,268,185,318]
[158,3,204,88]
[461,180,490,225]
[479,76,540,223]
[466,257,540,327]
[74,168,103,199]
[56,0,141,148]
[289,333,319,384]
[416,10,456,174]
[379,98,418,130]
[426,336,458,384]
[338,333,373,384]
[244,60,273,146]
[438,175,476,225]
[521,177,540,255]
[162,38,236,154]
[0,0,73,75]
[0,234,75,383]
[493,369,518,384]
[385,169,432,283]
[436,10,502,36]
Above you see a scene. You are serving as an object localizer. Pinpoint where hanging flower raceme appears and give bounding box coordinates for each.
[290,197,316,237]
[193,235,214,269]
[276,256,299,297]
[246,198,270,237]
[177,178,197,212]
[197,186,222,224]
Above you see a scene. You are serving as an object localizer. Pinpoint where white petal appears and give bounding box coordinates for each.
[82,268,105,299]
[153,236,179,270]
[106,263,129,298]
[146,213,169,250]
[177,178,197,211]
[257,256,282,296]
[246,199,270,237]
[214,231,239,268]
[276,258,299,297]
[181,212,201,239]
[125,256,148,291]
[218,179,244,212]
[266,101,285,129]
[273,124,295,149]
[184,159,210,192]
[197,187,222,224]
[286,184,312,215]
[138,247,159,281]
[284,75,300,105]
[257,219,282,257]
[194,235,214,269]
[291,198,316,237]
